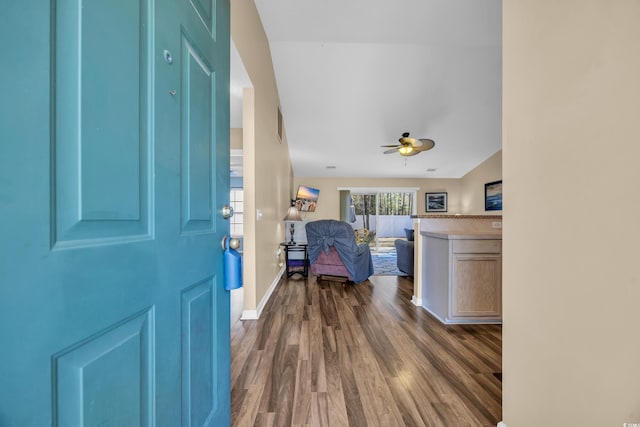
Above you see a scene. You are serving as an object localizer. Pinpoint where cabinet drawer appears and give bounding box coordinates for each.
[452,239,501,254]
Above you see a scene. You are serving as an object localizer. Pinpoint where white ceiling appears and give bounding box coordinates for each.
[252,0,502,179]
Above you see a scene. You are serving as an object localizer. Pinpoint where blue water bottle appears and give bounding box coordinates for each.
[224,238,243,290]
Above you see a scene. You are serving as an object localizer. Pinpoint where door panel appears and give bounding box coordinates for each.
[181,279,217,426]
[181,33,215,233]
[53,0,152,246]
[189,0,216,36]
[0,0,230,425]
[53,309,154,426]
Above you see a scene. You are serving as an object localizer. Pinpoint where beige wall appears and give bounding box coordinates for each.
[231,0,293,314]
[503,1,640,425]
[292,177,460,219]
[460,150,502,215]
[230,128,242,149]
[294,151,501,220]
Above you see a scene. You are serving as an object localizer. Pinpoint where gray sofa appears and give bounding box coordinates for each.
[394,228,415,276]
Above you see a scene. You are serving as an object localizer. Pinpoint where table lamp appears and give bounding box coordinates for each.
[283,204,302,244]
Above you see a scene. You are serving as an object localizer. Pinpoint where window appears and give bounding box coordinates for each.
[351,192,413,218]
[350,190,416,251]
[230,188,243,237]
[377,192,413,215]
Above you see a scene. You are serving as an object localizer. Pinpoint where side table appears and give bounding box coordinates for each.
[280,242,308,278]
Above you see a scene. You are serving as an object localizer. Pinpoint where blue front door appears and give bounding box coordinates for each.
[0,0,230,425]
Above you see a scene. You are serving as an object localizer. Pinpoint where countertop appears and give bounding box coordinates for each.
[420,230,502,240]
[411,215,502,219]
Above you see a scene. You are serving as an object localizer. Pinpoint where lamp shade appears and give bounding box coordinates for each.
[283,206,302,221]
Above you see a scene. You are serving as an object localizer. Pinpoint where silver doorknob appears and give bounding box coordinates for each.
[221,235,240,250]
[229,238,240,250]
[222,205,234,219]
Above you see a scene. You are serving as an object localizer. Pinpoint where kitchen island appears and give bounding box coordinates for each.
[420,230,502,324]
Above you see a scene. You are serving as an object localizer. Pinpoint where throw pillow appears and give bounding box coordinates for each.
[404,228,414,241]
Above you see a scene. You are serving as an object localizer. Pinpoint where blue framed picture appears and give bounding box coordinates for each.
[485,180,502,211]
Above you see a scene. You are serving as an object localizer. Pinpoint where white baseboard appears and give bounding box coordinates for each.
[240,309,259,320]
[497,422,507,427]
[411,296,422,306]
[420,304,501,325]
[240,266,285,320]
[421,304,447,323]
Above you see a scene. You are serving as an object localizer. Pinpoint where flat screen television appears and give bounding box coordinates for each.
[295,185,320,212]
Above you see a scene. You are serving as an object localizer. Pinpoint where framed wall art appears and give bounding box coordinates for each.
[485,180,503,211]
[425,192,448,212]
[295,185,320,212]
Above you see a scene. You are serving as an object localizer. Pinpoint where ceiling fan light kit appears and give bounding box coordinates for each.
[382,132,436,157]
[398,145,414,155]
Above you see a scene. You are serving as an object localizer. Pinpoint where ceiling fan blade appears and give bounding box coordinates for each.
[414,138,436,151]
[383,133,435,156]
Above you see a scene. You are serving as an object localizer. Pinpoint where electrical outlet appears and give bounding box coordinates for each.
[492,221,502,229]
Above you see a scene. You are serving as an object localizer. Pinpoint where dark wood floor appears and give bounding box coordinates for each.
[230,274,502,426]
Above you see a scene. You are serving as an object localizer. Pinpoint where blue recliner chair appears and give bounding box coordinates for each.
[305,220,374,283]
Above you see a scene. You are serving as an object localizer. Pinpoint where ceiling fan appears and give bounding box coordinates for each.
[381,132,435,157]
